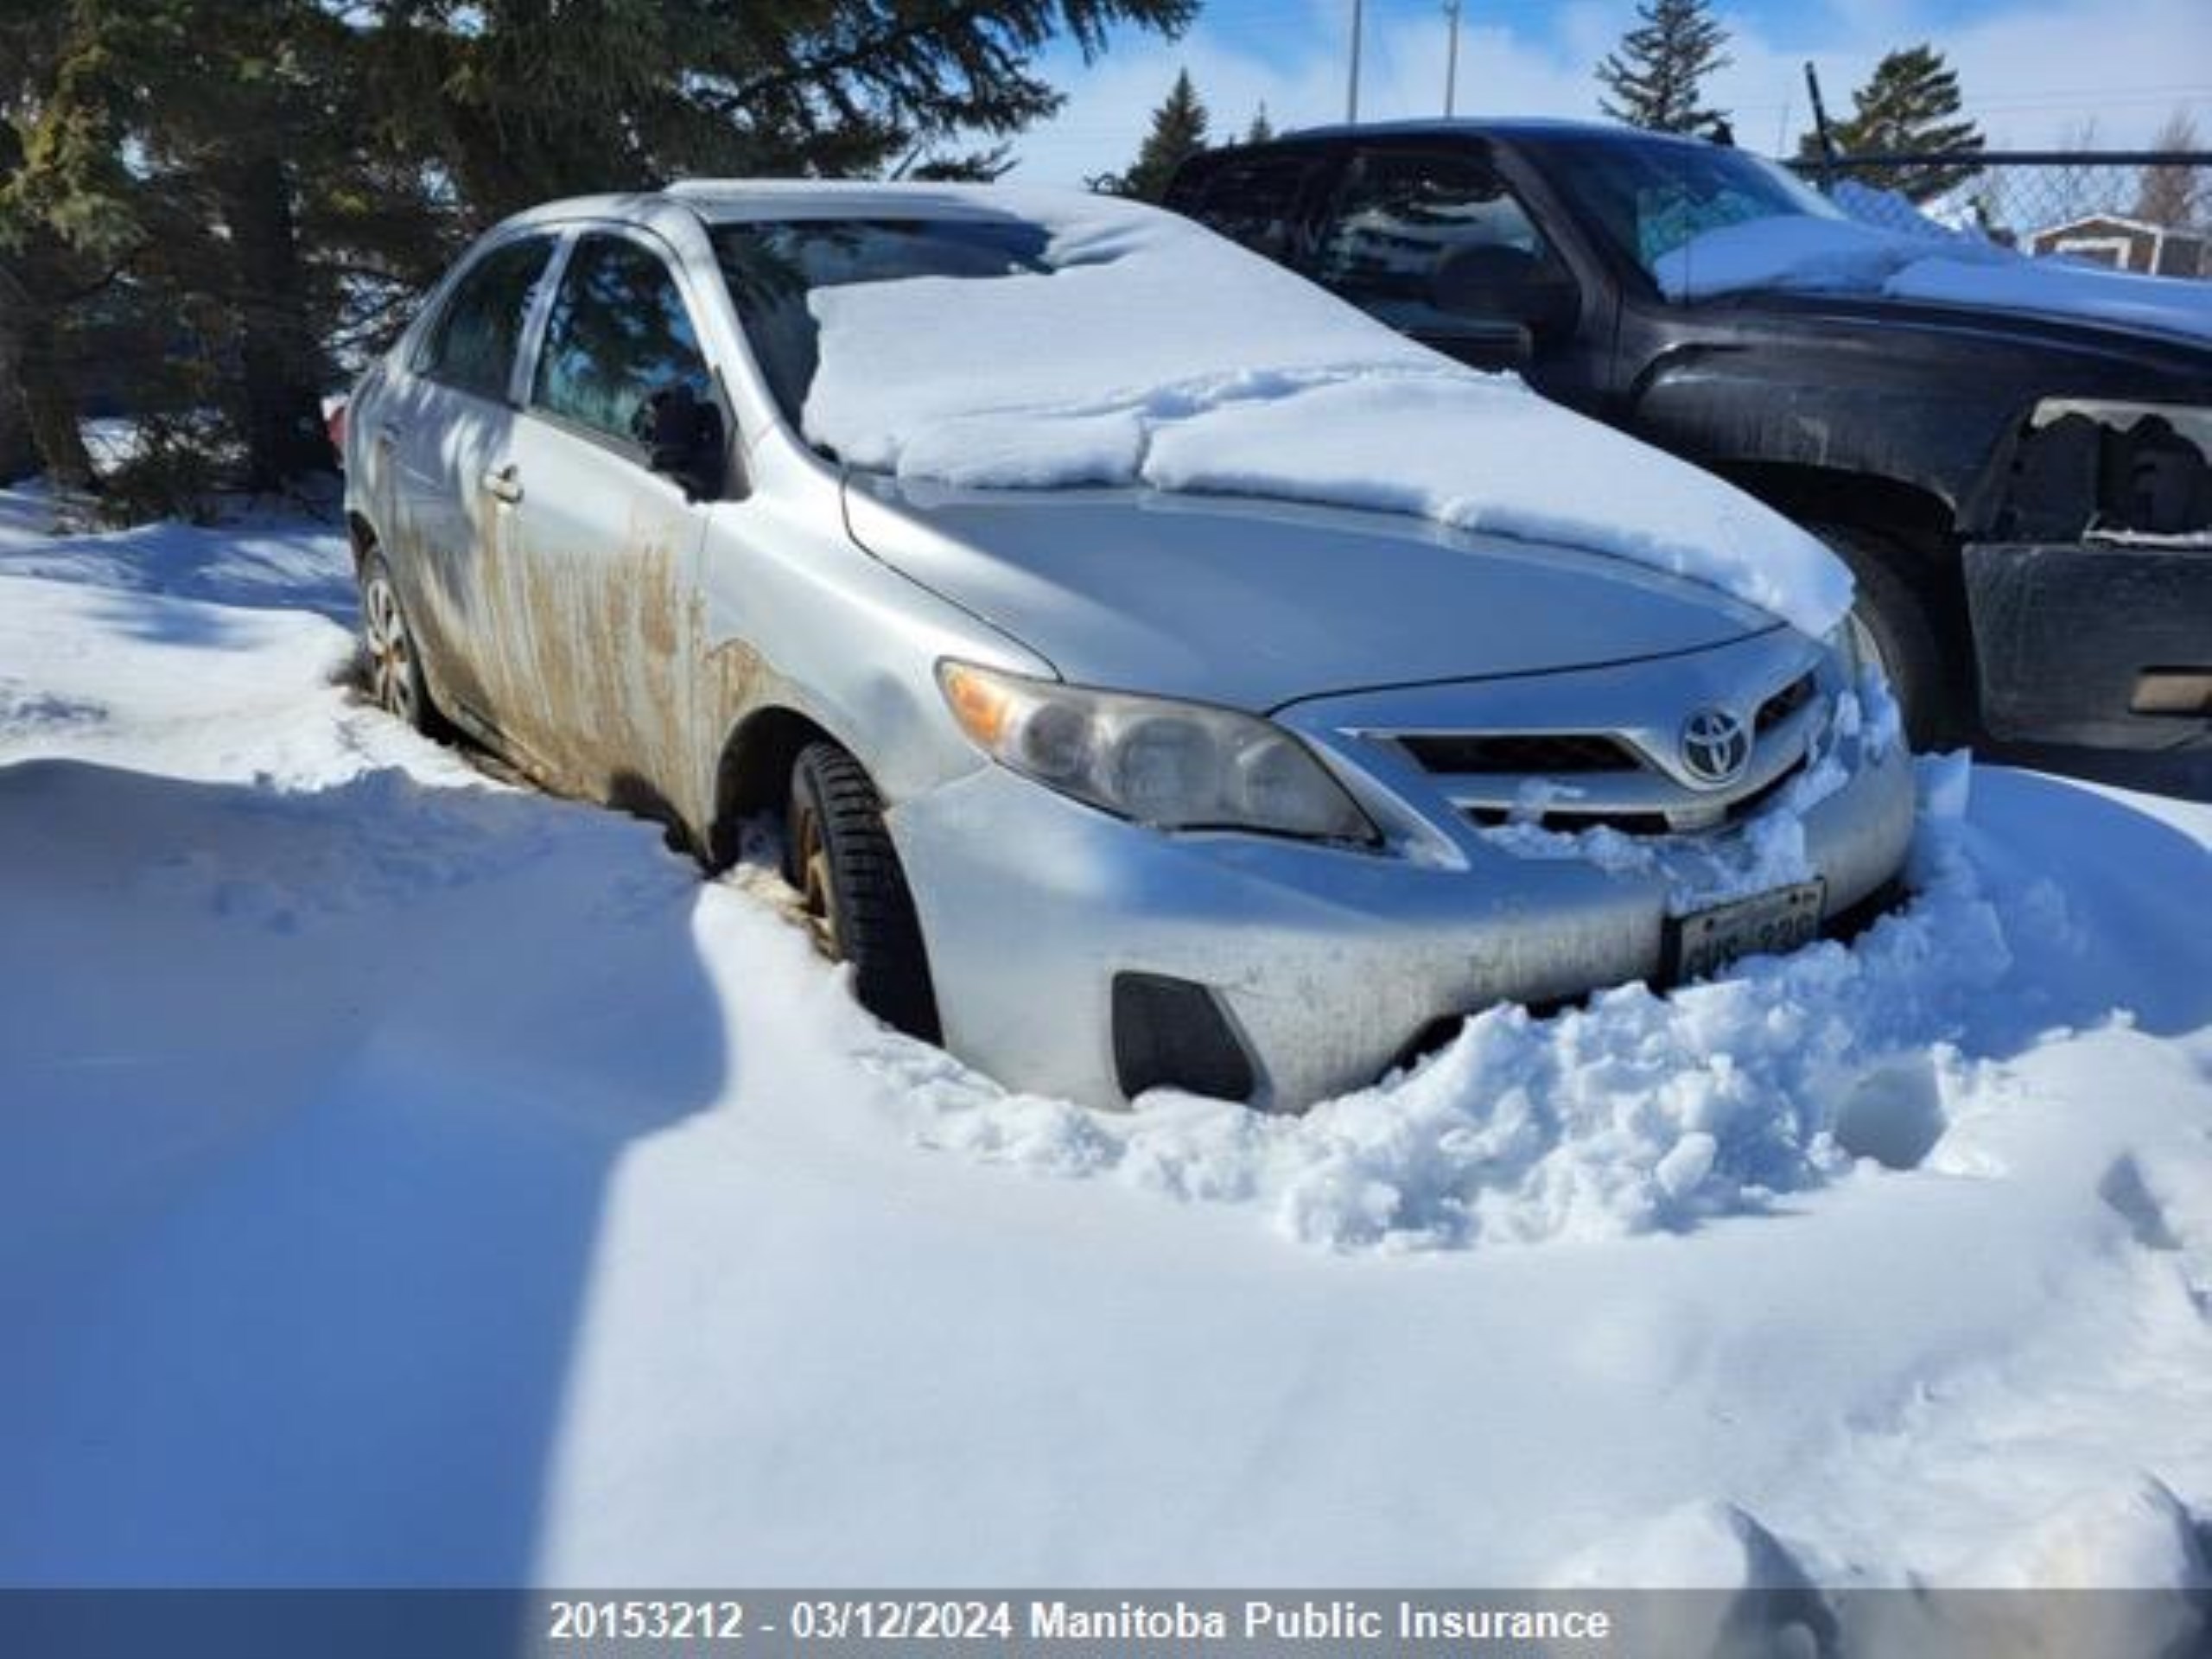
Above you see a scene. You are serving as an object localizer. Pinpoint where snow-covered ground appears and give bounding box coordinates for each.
[3,487,2210,1611]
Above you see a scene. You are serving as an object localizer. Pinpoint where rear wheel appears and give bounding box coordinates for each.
[1811,523,1967,750]
[359,550,441,734]
[785,741,940,1041]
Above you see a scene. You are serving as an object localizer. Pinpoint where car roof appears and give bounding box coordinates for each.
[1270,116,1716,148]
[497,180,1103,236]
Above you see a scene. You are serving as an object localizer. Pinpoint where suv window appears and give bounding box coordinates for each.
[418,237,554,403]
[1182,154,1323,260]
[1316,152,1567,330]
[531,234,714,445]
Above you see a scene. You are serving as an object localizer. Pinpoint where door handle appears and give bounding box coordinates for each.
[481,464,524,505]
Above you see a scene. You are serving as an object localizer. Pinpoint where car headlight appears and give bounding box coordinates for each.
[938,661,1379,844]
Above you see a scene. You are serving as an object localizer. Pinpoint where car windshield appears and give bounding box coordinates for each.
[1533,135,1847,293]
[712,218,1053,429]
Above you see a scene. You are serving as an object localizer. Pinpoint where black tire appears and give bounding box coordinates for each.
[1811,523,1967,751]
[358,550,443,735]
[785,741,941,1042]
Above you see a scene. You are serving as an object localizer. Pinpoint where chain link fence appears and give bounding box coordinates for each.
[1791,152,2212,277]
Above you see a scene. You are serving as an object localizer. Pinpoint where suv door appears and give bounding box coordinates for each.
[384,234,557,715]
[1313,148,1584,385]
[498,228,722,817]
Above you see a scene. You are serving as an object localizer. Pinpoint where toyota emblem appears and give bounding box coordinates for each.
[1680,706,1751,786]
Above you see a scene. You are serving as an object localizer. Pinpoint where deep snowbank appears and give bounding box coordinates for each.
[801,188,1854,635]
[2,493,2209,1608]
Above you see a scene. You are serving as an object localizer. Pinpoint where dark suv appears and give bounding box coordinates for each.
[1166,119,2212,752]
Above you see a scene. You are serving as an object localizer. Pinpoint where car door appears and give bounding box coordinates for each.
[1313,147,1586,389]
[381,234,559,725]
[492,228,721,821]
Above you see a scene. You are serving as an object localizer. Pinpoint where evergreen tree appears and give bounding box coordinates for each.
[1,0,1198,504]
[1799,44,1985,202]
[1595,0,1731,136]
[1118,69,1210,200]
[357,0,1199,224]
[1245,103,1274,145]
[0,0,121,494]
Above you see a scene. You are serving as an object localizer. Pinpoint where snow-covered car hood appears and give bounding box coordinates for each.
[842,477,1777,711]
[789,185,1853,639]
[1656,211,2212,347]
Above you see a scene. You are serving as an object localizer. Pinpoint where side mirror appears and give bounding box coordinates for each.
[633,382,728,503]
[1429,244,1579,340]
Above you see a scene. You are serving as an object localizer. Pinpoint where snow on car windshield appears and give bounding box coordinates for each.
[1535,135,2212,343]
[712,188,1854,638]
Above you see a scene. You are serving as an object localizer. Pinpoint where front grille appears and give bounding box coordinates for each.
[1724,753,1809,821]
[1755,673,1817,737]
[1463,752,1810,840]
[1467,805,1671,836]
[1398,732,1638,774]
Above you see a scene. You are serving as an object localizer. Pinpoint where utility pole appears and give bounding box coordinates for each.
[1443,0,1462,118]
[1346,0,1363,124]
[1804,61,1838,177]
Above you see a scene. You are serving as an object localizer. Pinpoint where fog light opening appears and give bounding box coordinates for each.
[1111,973,1256,1104]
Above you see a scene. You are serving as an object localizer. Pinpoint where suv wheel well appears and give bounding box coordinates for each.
[1713,461,1955,543]
[709,707,838,868]
[1717,461,1980,724]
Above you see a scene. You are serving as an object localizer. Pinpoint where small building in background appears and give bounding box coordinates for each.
[2028,213,2207,277]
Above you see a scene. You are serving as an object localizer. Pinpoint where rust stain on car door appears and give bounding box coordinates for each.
[476,415,712,836]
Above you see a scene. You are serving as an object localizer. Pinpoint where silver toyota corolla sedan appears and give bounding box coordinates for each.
[343,181,1915,1111]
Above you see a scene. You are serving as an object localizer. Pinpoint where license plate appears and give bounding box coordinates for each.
[1663,880,1827,983]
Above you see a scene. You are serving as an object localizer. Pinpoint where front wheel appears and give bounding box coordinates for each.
[1811,523,1967,751]
[785,741,941,1042]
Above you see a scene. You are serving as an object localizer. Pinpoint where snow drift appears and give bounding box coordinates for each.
[3,488,2209,1605]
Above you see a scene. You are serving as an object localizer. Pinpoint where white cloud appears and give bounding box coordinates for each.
[1010,0,2212,184]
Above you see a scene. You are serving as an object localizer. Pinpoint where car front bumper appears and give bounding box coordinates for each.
[1966,538,2212,751]
[893,734,1916,1112]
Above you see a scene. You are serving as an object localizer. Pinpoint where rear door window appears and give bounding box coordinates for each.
[531,233,715,447]
[417,238,555,403]
[1316,150,1569,331]
[1183,154,1326,262]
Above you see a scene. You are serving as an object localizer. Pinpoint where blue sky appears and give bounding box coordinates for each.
[1012,0,2212,181]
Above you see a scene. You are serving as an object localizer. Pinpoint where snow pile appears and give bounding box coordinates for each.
[3,486,2210,1594]
[1657,205,2212,343]
[876,754,2043,1249]
[803,188,1854,636]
